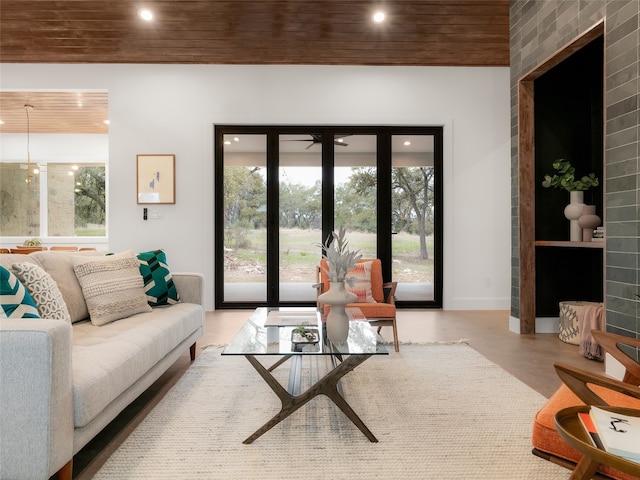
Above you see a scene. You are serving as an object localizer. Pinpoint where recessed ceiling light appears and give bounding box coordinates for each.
[404,141,411,146]
[233,137,240,142]
[224,141,231,145]
[139,9,154,21]
[372,11,386,23]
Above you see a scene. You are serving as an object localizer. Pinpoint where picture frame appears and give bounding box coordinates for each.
[136,154,176,204]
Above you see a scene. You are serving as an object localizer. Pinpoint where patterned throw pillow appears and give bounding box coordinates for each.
[73,253,152,326]
[12,262,71,322]
[0,265,40,318]
[345,261,376,303]
[137,250,180,306]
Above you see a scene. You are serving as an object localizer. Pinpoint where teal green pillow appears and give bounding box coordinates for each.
[137,250,180,306]
[0,265,40,318]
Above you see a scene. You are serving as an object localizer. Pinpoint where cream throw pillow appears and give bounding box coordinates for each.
[11,262,71,322]
[72,253,152,326]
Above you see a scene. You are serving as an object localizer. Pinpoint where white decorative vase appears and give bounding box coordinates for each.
[563,191,585,241]
[318,281,357,343]
[578,205,601,242]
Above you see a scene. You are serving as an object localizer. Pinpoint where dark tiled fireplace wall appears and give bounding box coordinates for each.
[510,1,639,338]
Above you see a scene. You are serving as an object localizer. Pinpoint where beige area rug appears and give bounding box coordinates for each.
[94,344,568,479]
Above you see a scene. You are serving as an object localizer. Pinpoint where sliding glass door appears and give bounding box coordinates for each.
[214,125,442,309]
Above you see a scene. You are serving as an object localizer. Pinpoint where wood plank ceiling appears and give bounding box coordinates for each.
[0,0,509,134]
[0,92,109,134]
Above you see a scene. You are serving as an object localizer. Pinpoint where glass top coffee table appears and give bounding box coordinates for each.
[222,307,388,443]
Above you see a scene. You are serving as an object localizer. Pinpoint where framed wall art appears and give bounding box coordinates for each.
[136,154,175,204]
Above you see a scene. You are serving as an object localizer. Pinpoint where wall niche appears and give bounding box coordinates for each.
[518,23,604,332]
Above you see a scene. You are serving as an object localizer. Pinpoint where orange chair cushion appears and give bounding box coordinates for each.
[322,302,396,319]
[319,258,384,303]
[532,383,640,480]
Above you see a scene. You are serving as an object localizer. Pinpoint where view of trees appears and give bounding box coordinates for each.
[224,165,435,256]
[74,166,106,231]
[279,180,321,230]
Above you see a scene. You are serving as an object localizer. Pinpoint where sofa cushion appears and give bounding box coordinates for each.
[137,249,180,306]
[11,262,71,323]
[72,253,152,326]
[71,302,203,427]
[31,251,110,323]
[0,253,39,270]
[0,266,40,318]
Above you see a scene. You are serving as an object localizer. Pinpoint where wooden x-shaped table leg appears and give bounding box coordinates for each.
[242,353,377,444]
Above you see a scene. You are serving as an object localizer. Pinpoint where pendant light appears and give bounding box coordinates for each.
[24,103,34,186]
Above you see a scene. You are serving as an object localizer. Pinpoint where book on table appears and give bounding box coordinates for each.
[587,406,640,463]
[265,311,317,327]
[578,411,604,450]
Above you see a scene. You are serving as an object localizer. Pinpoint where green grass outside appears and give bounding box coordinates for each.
[226,228,434,282]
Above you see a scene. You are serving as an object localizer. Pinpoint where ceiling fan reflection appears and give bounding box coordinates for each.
[282,134,351,149]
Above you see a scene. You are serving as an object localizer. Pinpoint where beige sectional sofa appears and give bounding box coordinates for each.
[0,250,205,480]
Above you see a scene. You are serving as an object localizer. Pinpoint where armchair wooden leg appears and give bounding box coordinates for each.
[56,459,73,480]
[376,324,400,352]
[190,343,197,361]
[392,322,399,352]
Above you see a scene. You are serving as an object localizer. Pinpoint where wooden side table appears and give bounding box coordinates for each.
[554,405,640,480]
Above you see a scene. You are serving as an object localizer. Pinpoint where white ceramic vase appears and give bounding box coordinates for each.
[563,191,586,241]
[318,281,357,343]
[578,205,601,242]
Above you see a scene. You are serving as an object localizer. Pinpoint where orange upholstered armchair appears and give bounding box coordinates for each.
[316,258,399,352]
[532,330,640,479]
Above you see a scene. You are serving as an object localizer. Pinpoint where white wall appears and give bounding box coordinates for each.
[0,64,511,311]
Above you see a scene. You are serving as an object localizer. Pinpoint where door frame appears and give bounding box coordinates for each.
[214,124,443,309]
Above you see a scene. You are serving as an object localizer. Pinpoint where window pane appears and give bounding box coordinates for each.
[0,162,40,236]
[47,164,77,236]
[278,134,322,302]
[72,165,106,236]
[334,134,377,258]
[222,134,267,302]
[391,135,436,301]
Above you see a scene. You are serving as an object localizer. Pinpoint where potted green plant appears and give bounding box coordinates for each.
[541,159,599,242]
[541,159,599,192]
[292,323,318,343]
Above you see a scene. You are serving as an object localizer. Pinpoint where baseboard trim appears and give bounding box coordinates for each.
[509,315,559,334]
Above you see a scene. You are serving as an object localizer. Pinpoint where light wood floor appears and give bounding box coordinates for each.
[72,309,605,479]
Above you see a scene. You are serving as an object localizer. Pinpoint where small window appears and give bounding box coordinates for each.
[0,162,106,237]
